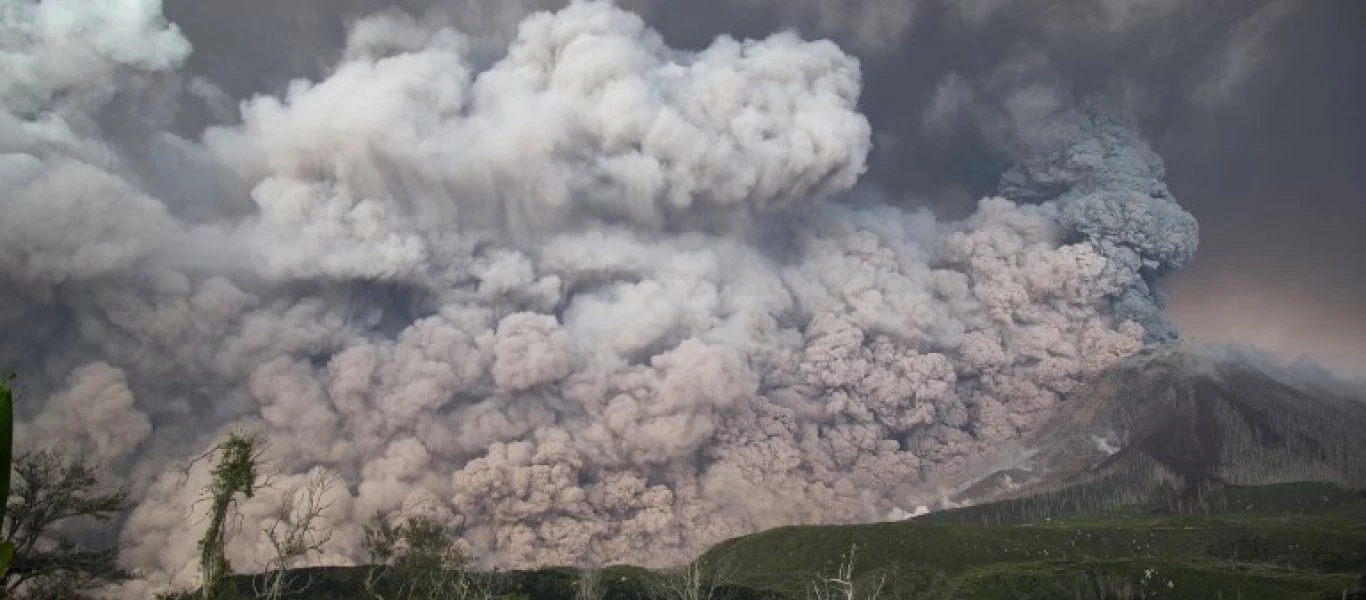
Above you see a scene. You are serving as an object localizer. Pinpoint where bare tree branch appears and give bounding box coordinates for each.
[807,545,885,600]
[647,555,738,600]
[1,448,132,599]
[360,513,476,600]
[251,469,339,600]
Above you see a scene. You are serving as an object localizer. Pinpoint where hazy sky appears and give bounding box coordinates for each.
[162,0,1365,371]
[1155,2,1366,372]
[834,0,1366,372]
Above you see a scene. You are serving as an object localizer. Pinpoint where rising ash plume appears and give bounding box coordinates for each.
[0,0,1195,588]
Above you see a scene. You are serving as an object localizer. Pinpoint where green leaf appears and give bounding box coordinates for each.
[0,373,13,525]
[0,540,14,577]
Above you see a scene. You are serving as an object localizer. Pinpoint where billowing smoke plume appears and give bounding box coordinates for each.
[999,107,1198,340]
[0,0,1196,590]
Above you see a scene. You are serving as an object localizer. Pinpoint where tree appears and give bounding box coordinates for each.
[806,545,885,600]
[647,556,738,600]
[157,436,340,600]
[250,469,339,600]
[1,448,133,599]
[361,513,480,599]
[0,374,16,579]
[575,568,605,600]
[197,432,265,600]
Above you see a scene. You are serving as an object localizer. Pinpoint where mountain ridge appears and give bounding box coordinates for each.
[952,343,1366,510]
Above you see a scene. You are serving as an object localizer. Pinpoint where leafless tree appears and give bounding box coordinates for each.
[1,448,132,599]
[807,545,886,600]
[647,556,738,600]
[360,513,487,600]
[575,568,605,600]
[250,469,339,600]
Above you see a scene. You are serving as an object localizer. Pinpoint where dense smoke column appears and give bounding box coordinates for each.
[0,0,1196,590]
[997,107,1199,341]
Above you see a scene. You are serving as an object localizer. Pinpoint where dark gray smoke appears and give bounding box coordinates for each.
[0,0,1198,592]
[999,106,1198,340]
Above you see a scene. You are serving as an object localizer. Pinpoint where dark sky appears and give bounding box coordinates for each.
[163,0,1366,371]
[851,0,1366,371]
[1155,2,1366,372]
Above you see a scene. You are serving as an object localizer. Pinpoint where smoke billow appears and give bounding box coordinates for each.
[0,0,1197,589]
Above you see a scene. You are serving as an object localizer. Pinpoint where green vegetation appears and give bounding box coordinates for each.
[699,481,1366,599]
[1,449,134,598]
[0,377,132,600]
[162,481,1365,600]
[200,565,784,600]
[0,374,15,579]
[358,512,475,598]
[924,468,1366,527]
[199,432,266,600]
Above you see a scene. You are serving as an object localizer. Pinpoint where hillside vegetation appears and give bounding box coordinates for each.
[199,482,1366,600]
[703,482,1366,599]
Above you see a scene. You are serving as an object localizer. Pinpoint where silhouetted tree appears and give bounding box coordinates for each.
[361,513,478,599]
[1,448,132,599]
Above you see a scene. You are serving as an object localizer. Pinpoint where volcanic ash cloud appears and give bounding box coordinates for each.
[0,0,1195,586]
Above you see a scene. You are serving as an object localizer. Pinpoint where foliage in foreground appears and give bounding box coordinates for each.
[0,374,14,579]
[1,449,132,599]
[198,433,266,600]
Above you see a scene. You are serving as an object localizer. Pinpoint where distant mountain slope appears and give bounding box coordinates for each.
[955,344,1366,508]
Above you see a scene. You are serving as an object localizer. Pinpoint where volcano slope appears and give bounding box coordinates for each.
[948,343,1366,514]
[689,347,1366,599]
[200,346,1366,599]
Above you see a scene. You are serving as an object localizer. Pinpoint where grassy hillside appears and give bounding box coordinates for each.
[199,482,1366,599]
[700,482,1366,599]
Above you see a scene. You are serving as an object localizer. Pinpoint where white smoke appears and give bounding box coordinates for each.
[18,362,152,463]
[0,0,1196,590]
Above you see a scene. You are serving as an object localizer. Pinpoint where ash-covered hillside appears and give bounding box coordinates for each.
[956,344,1366,509]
